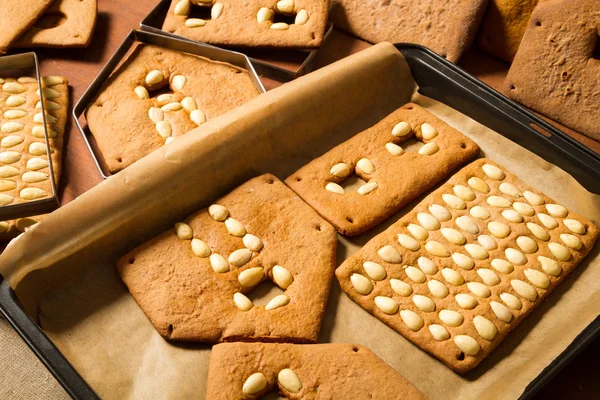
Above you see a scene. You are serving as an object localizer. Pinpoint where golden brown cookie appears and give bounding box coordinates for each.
[0,76,68,242]
[329,0,488,63]
[117,174,337,343]
[162,0,330,48]
[0,76,67,207]
[476,0,543,63]
[336,159,599,374]
[14,0,98,48]
[504,0,600,141]
[285,103,480,236]
[207,342,426,399]
[86,43,261,174]
[0,0,54,53]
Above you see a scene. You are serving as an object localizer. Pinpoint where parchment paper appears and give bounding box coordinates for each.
[0,42,598,400]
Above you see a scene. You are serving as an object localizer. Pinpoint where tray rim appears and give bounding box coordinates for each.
[2,43,599,399]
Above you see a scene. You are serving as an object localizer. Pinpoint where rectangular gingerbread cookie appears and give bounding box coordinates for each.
[207,342,426,399]
[85,43,261,174]
[0,76,68,241]
[117,174,338,343]
[0,0,54,53]
[285,103,480,236]
[329,0,488,63]
[336,159,599,373]
[0,75,68,208]
[14,0,98,48]
[504,0,600,141]
[162,0,330,48]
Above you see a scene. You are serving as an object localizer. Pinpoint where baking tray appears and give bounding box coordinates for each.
[140,0,334,82]
[73,29,266,179]
[0,53,59,220]
[2,44,599,399]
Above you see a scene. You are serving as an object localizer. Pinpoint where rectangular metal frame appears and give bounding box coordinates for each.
[4,44,600,399]
[140,0,334,82]
[73,29,266,180]
[0,52,59,220]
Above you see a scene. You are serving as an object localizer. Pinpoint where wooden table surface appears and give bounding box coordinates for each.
[1,0,598,398]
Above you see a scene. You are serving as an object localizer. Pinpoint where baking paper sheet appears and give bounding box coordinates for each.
[0,42,598,400]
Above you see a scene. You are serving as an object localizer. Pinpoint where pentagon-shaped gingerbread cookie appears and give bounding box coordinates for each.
[285,103,480,236]
[118,174,337,343]
[207,342,426,399]
[336,159,598,373]
[162,0,330,48]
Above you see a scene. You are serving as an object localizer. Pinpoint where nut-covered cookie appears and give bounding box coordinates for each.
[86,43,260,174]
[14,0,98,49]
[0,76,68,242]
[0,0,54,54]
[476,0,543,63]
[117,174,337,343]
[207,342,426,399]
[162,0,330,48]
[285,103,480,236]
[336,159,599,373]
[504,0,600,141]
[0,75,67,208]
[329,0,488,63]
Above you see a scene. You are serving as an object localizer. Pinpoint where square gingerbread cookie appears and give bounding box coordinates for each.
[85,43,261,174]
[329,0,488,63]
[207,342,426,399]
[162,0,330,48]
[504,0,600,141]
[285,103,480,236]
[117,174,338,343]
[336,159,599,373]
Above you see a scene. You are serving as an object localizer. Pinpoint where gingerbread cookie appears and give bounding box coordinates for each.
[476,0,543,63]
[0,75,68,208]
[207,342,426,399]
[86,44,260,174]
[0,0,54,54]
[162,0,330,48]
[14,0,98,49]
[117,174,337,343]
[329,0,488,63]
[504,0,600,141]
[336,159,599,374]
[285,103,480,236]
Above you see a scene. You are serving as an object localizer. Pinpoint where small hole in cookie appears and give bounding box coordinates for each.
[97,103,103,108]
[129,259,135,264]
[273,12,296,25]
[561,71,568,81]
[457,352,465,361]
[296,177,302,182]
[311,32,316,40]
[460,143,466,149]
[510,84,516,91]
[352,346,359,352]
[405,106,413,110]
[440,53,447,59]
[167,324,174,336]
[535,20,541,27]
[117,158,123,163]
[346,217,354,223]
[593,36,600,60]
[315,225,321,231]
[266,178,274,184]
[189,3,212,20]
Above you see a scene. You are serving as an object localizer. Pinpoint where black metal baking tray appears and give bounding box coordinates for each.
[0,53,59,220]
[73,29,266,179]
[2,44,599,399]
[140,0,334,82]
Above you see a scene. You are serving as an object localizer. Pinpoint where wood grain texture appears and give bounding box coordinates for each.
[0,0,597,398]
